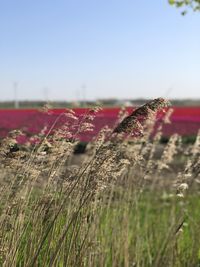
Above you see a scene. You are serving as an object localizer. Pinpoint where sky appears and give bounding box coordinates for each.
[0,0,200,101]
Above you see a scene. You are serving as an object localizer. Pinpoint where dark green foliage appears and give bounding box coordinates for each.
[169,0,200,14]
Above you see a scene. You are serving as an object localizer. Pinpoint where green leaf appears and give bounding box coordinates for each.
[169,0,175,5]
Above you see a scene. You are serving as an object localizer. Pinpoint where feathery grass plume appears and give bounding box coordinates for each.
[163,108,174,124]
[113,98,170,136]
[39,103,53,114]
[175,129,200,196]
[157,133,181,172]
[0,130,22,158]
[84,98,170,194]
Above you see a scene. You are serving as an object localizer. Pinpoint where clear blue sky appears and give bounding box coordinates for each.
[0,0,200,101]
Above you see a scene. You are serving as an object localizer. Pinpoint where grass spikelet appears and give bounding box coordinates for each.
[113,98,170,135]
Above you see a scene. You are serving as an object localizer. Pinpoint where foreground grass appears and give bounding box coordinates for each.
[96,190,200,267]
[0,99,199,266]
[1,187,200,267]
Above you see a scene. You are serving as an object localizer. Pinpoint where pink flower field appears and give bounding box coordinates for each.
[0,107,200,142]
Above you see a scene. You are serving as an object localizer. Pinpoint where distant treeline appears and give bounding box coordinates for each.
[0,99,200,109]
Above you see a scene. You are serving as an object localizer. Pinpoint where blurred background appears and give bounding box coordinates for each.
[0,0,200,142]
[0,0,200,108]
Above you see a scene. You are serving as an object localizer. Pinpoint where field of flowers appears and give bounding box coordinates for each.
[0,106,200,142]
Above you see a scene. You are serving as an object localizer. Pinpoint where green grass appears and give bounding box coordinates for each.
[3,188,199,267]
[92,190,200,267]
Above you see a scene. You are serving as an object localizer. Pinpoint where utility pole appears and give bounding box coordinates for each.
[13,82,19,109]
[81,84,86,107]
[75,89,80,106]
[43,87,49,103]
